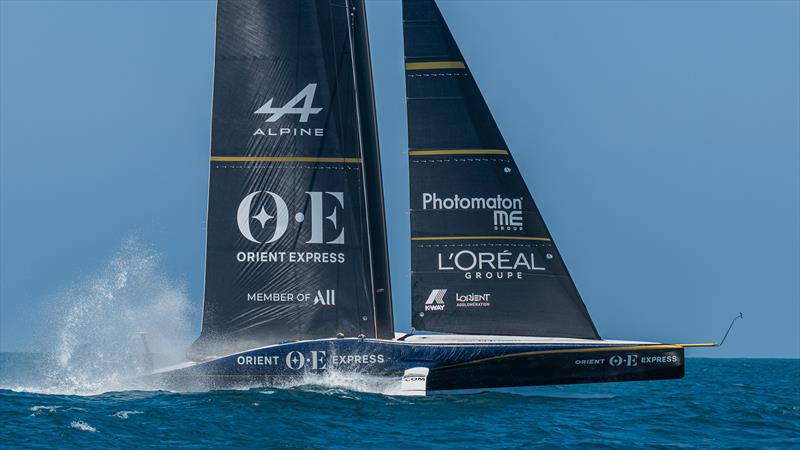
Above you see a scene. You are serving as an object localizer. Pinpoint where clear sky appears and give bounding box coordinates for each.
[1,0,798,357]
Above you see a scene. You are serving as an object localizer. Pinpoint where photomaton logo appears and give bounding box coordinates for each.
[236,191,344,245]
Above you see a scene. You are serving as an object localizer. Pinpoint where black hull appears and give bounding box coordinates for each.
[426,346,684,391]
[151,338,687,392]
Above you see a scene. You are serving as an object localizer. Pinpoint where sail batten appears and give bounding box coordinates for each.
[403,0,600,339]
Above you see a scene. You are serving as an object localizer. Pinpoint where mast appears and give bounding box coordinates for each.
[347,0,395,339]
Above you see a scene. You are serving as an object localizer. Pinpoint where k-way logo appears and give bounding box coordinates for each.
[424,289,447,311]
[253,83,325,137]
[422,193,523,231]
[237,191,344,245]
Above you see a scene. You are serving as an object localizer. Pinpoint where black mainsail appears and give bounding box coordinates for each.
[191,0,392,358]
[403,0,600,339]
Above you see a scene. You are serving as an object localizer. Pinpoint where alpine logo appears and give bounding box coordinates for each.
[253,83,325,137]
[424,289,447,311]
[255,83,322,122]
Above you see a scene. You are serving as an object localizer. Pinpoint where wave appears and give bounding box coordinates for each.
[69,421,96,432]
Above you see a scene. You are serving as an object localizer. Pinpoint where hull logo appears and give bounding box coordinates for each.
[609,355,639,367]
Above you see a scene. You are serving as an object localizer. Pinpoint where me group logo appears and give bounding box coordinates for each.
[253,83,325,137]
[421,193,523,231]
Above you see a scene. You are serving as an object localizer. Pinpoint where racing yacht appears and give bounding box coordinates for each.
[152,0,716,395]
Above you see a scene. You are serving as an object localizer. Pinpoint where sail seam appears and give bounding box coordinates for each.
[407,96,469,100]
[411,236,551,241]
[407,73,469,78]
[209,156,362,163]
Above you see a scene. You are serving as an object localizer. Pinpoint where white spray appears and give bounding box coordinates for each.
[22,239,196,395]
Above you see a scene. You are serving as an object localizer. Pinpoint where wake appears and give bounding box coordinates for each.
[1,239,409,397]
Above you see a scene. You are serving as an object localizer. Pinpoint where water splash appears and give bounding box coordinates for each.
[9,239,196,395]
[69,421,97,432]
[289,369,404,396]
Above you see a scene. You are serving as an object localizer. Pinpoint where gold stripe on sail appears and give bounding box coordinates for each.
[405,61,466,70]
[408,149,510,156]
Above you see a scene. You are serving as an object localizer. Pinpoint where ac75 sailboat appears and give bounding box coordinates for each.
[152,0,717,395]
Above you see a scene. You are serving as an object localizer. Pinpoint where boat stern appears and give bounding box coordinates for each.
[426,343,690,391]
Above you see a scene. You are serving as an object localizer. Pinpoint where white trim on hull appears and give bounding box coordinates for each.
[396,333,657,346]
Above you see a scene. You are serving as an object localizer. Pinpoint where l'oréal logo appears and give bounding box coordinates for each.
[437,250,545,280]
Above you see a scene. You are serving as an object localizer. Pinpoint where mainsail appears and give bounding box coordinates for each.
[191,0,392,358]
[403,0,600,339]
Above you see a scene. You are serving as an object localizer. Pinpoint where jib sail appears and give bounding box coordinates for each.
[190,0,391,358]
[403,0,600,339]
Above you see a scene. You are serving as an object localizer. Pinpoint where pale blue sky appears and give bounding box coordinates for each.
[1,0,798,357]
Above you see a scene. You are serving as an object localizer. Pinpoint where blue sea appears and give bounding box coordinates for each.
[1,355,797,449]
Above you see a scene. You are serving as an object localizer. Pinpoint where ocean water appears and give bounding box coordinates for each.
[1,355,797,449]
[2,244,797,448]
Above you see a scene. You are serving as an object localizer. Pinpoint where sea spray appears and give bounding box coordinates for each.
[35,239,195,394]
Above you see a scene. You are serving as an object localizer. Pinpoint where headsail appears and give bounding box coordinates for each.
[403,0,600,339]
[191,0,391,358]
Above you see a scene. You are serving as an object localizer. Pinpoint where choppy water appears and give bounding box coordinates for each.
[2,242,798,448]
[1,356,797,449]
